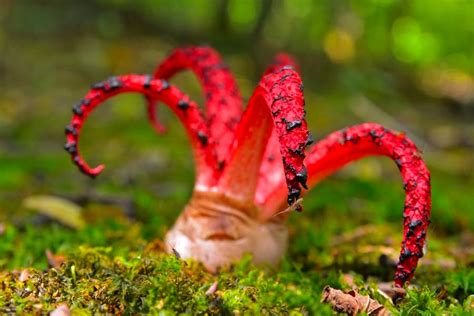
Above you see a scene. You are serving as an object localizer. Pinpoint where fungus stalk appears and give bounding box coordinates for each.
[65,46,431,287]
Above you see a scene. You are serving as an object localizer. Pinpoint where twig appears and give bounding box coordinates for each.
[271,198,303,218]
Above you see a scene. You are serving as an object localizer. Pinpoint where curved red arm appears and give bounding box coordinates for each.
[149,46,243,165]
[64,74,218,188]
[260,123,431,287]
[254,53,303,208]
[262,53,301,75]
[217,67,309,206]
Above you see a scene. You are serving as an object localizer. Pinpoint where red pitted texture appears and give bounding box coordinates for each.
[218,67,308,205]
[263,53,301,75]
[64,74,217,188]
[261,68,309,205]
[255,54,301,207]
[150,46,242,165]
[261,123,431,287]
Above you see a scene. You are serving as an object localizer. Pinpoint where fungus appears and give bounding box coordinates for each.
[65,46,431,287]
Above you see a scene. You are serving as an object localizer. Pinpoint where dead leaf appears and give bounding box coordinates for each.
[206,281,218,296]
[46,250,66,269]
[50,303,70,316]
[22,195,85,229]
[33,304,43,310]
[19,269,30,282]
[321,286,392,315]
[0,222,5,236]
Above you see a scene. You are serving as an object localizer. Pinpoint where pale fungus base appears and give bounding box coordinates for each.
[165,191,288,272]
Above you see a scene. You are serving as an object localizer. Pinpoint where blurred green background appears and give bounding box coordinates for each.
[0,0,473,264]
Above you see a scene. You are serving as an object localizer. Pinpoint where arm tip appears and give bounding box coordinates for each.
[84,164,105,178]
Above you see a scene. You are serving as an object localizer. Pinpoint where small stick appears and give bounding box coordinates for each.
[272,198,303,218]
[205,281,218,296]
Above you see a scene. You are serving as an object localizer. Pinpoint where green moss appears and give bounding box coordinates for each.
[0,248,334,314]
[1,240,472,314]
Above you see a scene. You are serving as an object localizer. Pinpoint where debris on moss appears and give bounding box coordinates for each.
[0,240,472,315]
[321,286,391,315]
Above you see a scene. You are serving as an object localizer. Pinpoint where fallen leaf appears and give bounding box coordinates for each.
[46,250,66,269]
[33,304,43,310]
[321,286,392,315]
[50,303,70,316]
[157,299,164,309]
[22,195,85,229]
[19,269,30,282]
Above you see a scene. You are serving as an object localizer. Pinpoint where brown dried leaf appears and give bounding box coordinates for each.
[19,269,30,282]
[50,303,71,316]
[46,250,66,269]
[321,286,392,316]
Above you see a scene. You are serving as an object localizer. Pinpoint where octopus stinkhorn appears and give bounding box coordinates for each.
[64,46,431,287]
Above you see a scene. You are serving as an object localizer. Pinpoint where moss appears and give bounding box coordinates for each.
[1,240,472,315]
[0,248,334,314]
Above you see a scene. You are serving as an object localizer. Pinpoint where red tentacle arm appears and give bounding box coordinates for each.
[217,67,309,207]
[263,53,301,75]
[146,97,167,134]
[255,54,303,208]
[64,74,218,188]
[148,46,243,164]
[260,123,431,287]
